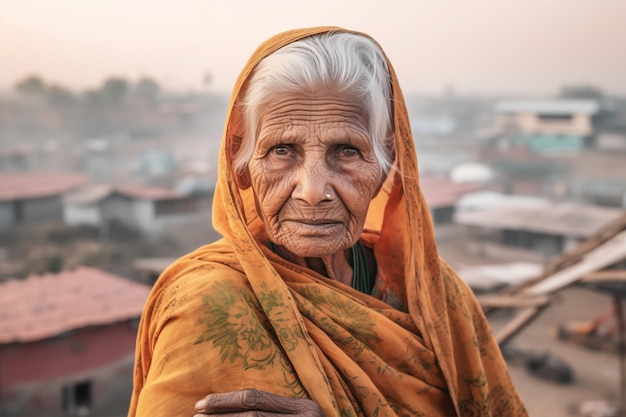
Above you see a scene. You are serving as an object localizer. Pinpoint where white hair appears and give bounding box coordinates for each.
[233,32,394,176]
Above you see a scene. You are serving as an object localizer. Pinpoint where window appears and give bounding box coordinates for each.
[62,380,92,415]
[538,113,572,122]
[13,200,24,223]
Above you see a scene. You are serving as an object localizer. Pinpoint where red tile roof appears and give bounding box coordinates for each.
[115,183,182,200]
[0,172,87,201]
[0,266,151,344]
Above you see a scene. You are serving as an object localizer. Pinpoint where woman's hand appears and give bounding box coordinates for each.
[193,389,325,417]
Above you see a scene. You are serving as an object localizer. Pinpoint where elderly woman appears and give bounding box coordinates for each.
[128,27,528,417]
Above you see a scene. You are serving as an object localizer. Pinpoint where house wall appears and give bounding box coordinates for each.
[63,204,101,226]
[100,195,153,233]
[0,322,138,417]
[0,202,14,229]
[89,194,211,240]
[22,196,64,224]
[495,112,593,137]
[151,196,210,240]
[132,200,157,237]
[0,196,64,229]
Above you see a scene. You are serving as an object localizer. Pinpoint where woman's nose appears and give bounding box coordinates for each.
[291,162,332,205]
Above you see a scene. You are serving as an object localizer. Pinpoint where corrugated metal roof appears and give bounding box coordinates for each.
[0,172,87,202]
[455,200,625,238]
[0,266,151,344]
[495,99,600,115]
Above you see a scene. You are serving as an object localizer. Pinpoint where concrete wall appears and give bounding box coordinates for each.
[64,204,101,226]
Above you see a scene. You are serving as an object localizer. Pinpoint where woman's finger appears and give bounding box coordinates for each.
[195,389,322,415]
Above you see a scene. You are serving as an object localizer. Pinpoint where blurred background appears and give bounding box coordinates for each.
[1,1,626,416]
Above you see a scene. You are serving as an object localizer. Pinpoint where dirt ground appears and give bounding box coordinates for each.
[438,233,624,417]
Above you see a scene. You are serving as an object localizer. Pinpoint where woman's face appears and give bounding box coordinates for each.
[246,90,384,258]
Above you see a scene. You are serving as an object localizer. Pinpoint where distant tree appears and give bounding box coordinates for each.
[100,76,129,105]
[46,84,77,107]
[559,84,604,100]
[135,76,161,104]
[14,74,46,96]
[83,89,104,106]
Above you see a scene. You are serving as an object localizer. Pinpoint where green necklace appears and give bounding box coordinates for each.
[351,241,372,294]
[268,241,372,294]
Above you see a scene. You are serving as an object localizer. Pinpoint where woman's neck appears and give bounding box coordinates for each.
[305,250,353,286]
[271,244,353,286]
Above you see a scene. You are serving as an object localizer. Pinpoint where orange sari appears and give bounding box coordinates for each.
[128,27,528,417]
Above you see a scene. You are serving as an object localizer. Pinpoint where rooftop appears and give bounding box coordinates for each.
[0,266,151,344]
[64,183,183,206]
[420,176,483,209]
[455,199,625,238]
[0,171,87,202]
[495,99,600,115]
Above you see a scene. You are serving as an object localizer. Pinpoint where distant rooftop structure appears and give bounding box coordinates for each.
[420,176,483,209]
[0,266,151,344]
[449,162,494,184]
[495,99,600,116]
[64,183,183,206]
[456,191,545,211]
[0,171,86,201]
[455,199,624,239]
[457,262,543,293]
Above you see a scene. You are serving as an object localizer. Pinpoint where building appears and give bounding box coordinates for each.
[479,99,604,199]
[63,183,210,240]
[0,266,150,417]
[491,99,601,154]
[0,172,87,230]
[454,197,625,261]
[420,176,483,224]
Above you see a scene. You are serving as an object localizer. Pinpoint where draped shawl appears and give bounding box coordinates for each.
[128,26,528,417]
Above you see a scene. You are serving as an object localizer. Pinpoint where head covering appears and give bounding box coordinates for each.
[129,26,527,417]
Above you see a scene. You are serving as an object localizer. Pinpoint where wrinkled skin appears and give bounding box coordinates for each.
[241,90,384,285]
[193,389,324,417]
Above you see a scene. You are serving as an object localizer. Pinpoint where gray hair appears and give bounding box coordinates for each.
[233,32,394,176]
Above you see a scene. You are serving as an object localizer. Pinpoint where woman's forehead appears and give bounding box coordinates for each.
[256,92,368,126]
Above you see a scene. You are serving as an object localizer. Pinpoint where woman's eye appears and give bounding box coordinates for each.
[272,145,291,156]
[339,146,359,158]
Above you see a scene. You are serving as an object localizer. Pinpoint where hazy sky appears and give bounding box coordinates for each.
[1,0,625,96]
